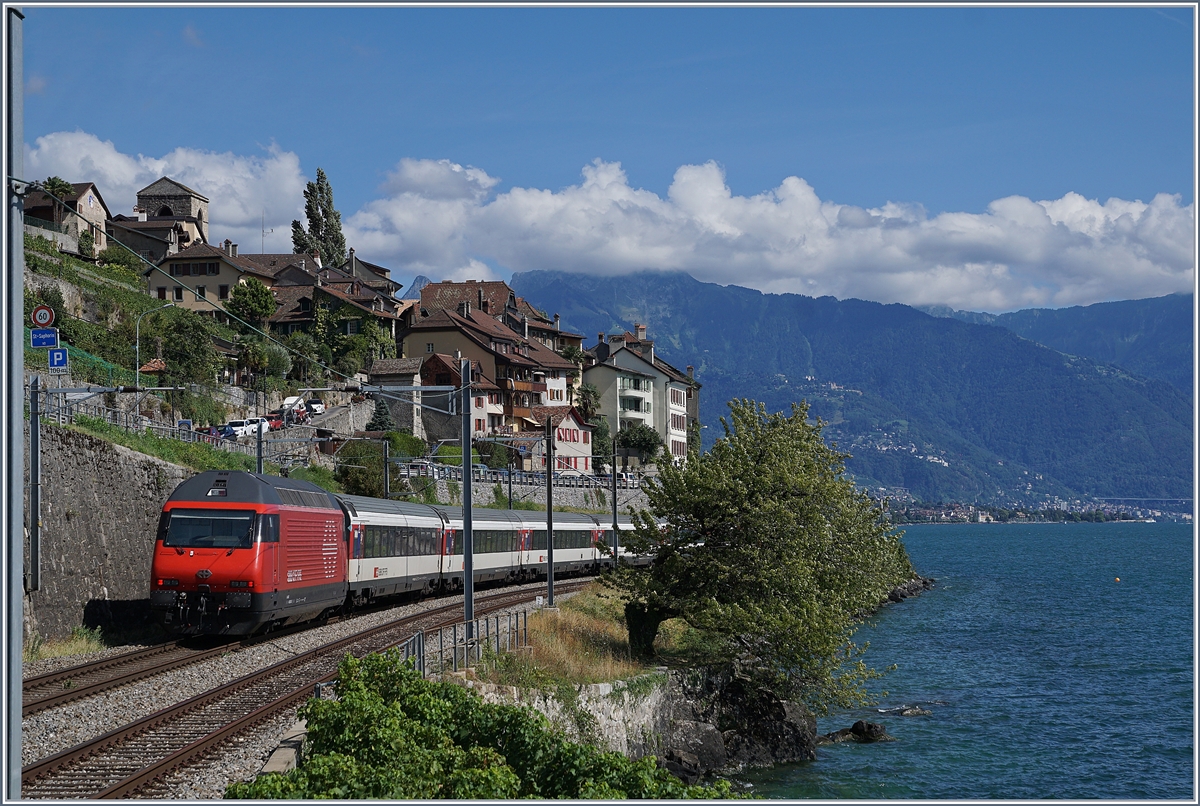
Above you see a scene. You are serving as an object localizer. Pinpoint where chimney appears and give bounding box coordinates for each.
[310,249,322,269]
[458,301,471,317]
[523,314,529,339]
[598,332,605,344]
[299,258,305,271]
[230,243,238,257]
[223,238,232,255]
[687,365,694,379]
[635,323,647,341]
[554,313,560,331]
[478,287,485,309]
[136,207,147,222]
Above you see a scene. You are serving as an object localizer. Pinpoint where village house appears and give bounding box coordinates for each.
[24,181,111,254]
[397,302,577,435]
[144,240,277,319]
[525,405,595,474]
[584,323,700,463]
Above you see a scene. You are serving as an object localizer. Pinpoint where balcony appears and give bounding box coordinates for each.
[504,405,532,419]
[503,378,535,392]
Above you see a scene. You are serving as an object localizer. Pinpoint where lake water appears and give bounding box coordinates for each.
[738,522,1194,799]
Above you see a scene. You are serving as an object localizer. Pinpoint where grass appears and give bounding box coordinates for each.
[23,625,107,662]
[68,414,276,474]
[478,584,647,688]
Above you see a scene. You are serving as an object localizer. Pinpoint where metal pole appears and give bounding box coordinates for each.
[383,439,389,498]
[255,421,263,474]
[507,451,513,509]
[612,435,619,566]
[545,417,554,607]
[6,8,26,797]
[460,358,474,632]
[29,377,39,591]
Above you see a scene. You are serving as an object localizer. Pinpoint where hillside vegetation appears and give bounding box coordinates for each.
[512,270,1192,505]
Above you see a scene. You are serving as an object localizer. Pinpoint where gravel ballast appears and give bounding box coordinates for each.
[22,582,573,799]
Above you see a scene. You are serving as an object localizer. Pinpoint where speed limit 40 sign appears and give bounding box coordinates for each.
[30,305,55,327]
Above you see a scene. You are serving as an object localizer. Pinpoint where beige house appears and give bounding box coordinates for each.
[24,182,111,253]
[145,240,273,320]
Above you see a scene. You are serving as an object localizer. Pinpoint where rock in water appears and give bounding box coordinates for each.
[820,720,896,744]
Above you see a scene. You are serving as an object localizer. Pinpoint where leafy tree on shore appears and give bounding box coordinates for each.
[42,176,74,228]
[607,399,915,712]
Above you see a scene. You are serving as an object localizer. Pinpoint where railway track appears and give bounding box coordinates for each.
[23,640,238,718]
[22,581,588,799]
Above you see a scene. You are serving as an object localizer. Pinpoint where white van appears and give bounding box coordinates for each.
[281,397,308,423]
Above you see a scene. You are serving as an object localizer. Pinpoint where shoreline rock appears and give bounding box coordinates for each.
[818,719,896,745]
[885,575,935,604]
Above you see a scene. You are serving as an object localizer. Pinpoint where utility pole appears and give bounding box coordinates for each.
[383,438,389,498]
[7,8,26,797]
[256,421,263,474]
[545,417,554,607]
[460,358,474,630]
[29,377,39,591]
[611,435,619,566]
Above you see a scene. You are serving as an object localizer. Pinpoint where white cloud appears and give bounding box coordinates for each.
[24,131,305,253]
[348,157,1195,311]
[24,133,1194,311]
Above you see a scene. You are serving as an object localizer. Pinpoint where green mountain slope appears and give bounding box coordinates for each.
[512,270,1192,505]
[919,293,1193,395]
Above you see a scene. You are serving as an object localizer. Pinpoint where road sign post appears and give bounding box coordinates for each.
[47,347,68,375]
[30,327,57,348]
[30,303,54,327]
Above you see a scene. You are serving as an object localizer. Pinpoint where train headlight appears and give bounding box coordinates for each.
[229,580,254,588]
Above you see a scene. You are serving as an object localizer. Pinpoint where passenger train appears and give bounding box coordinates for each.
[149,470,638,635]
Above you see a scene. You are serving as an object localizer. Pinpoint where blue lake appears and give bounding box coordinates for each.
[738,522,1194,799]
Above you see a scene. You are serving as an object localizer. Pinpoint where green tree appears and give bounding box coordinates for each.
[97,244,145,274]
[607,399,915,712]
[335,439,386,497]
[575,382,601,422]
[615,421,662,462]
[366,398,396,431]
[590,416,611,474]
[285,331,321,382]
[76,230,94,258]
[225,278,277,332]
[42,176,74,228]
[291,168,347,269]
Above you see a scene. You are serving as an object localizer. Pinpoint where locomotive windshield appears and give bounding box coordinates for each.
[162,509,255,549]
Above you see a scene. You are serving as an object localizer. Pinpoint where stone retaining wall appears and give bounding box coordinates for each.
[23,422,193,640]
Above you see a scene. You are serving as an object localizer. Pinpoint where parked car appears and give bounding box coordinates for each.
[282,397,308,423]
[225,419,251,438]
[245,417,268,436]
[306,398,326,417]
[218,425,237,441]
[265,411,284,431]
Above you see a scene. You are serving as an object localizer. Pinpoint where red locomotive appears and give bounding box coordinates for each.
[149,470,348,635]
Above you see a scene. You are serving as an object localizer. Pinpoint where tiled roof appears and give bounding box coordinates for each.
[267,286,310,324]
[369,357,425,376]
[25,182,110,217]
[137,176,209,202]
[138,358,166,373]
[146,243,273,279]
[529,405,590,430]
[420,280,514,317]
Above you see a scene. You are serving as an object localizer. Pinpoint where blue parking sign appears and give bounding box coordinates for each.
[30,328,58,348]
[47,347,68,374]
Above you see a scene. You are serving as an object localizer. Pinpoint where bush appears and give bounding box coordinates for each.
[226,650,737,799]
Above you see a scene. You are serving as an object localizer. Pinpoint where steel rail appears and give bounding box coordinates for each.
[21,582,588,799]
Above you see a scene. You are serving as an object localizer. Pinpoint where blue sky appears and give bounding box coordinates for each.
[21,5,1197,311]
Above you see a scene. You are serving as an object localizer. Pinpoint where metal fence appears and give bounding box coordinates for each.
[403,463,641,490]
[424,610,530,675]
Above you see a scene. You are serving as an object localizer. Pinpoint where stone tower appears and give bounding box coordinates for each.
[135,177,209,244]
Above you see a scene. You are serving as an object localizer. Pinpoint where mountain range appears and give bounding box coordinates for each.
[510,270,1193,507]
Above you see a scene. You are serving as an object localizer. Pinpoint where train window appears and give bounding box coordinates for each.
[163,509,254,549]
[364,527,379,558]
[451,529,463,555]
[421,528,438,555]
[532,530,546,551]
[254,514,279,543]
[155,511,170,544]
